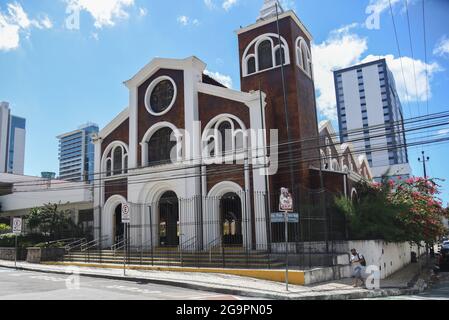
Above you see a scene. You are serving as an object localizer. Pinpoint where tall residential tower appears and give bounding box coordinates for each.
[0,102,26,175]
[57,123,99,182]
[334,59,411,181]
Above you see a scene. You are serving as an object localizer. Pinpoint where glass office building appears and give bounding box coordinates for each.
[57,123,99,182]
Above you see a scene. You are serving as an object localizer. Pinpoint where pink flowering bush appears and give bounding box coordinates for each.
[335,177,449,244]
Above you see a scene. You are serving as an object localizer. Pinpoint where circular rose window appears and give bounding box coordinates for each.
[145,76,177,116]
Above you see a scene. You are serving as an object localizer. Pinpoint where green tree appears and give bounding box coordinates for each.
[0,223,11,233]
[335,177,449,244]
[26,203,79,240]
[335,179,407,241]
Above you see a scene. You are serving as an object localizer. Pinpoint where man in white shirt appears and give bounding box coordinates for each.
[350,248,366,288]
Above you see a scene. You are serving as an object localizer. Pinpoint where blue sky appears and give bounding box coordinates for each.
[0,0,448,203]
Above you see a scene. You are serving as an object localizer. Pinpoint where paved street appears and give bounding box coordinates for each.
[0,267,251,300]
[368,272,449,300]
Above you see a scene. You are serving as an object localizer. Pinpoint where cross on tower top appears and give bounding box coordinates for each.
[257,0,284,21]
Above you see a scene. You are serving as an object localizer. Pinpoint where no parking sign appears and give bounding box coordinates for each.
[121,203,130,224]
[12,218,22,235]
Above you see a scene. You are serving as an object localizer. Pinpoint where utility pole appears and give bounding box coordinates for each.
[418,151,430,178]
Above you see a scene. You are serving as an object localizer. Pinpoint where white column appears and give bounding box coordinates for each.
[246,92,268,250]
[128,86,139,169]
[93,139,102,241]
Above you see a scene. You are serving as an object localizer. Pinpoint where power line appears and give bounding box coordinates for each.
[388,0,414,120]
[5,110,449,190]
[5,128,449,194]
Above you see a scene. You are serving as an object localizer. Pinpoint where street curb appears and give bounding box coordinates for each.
[0,261,421,300]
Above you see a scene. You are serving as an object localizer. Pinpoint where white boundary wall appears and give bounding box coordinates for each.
[347,240,424,279]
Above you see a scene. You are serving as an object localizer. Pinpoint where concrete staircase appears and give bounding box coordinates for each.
[63,247,285,269]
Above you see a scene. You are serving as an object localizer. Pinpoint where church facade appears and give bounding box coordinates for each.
[92,1,372,250]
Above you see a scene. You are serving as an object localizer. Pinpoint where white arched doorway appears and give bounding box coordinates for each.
[102,194,127,248]
[205,181,250,249]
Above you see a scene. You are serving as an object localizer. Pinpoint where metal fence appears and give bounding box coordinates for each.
[66,186,350,270]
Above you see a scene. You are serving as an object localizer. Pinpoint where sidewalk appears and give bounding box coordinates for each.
[0,260,429,300]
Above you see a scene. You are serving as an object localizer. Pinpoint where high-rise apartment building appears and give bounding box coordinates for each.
[57,123,99,182]
[0,102,26,175]
[334,59,411,180]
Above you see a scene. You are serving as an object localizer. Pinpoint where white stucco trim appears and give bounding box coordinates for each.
[124,56,206,89]
[144,75,178,117]
[101,141,129,177]
[235,10,313,41]
[241,33,291,77]
[98,108,129,139]
[207,181,244,198]
[295,36,313,78]
[102,194,127,247]
[140,121,183,167]
[197,82,261,106]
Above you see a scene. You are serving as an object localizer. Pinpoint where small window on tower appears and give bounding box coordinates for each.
[247,57,256,75]
[257,40,273,71]
[275,47,285,66]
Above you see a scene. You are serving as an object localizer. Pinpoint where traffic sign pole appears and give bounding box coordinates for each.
[123,223,127,276]
[12,217,22,270]
[14,234,18,269]
[279,188,293,292]
[284,210,289,292]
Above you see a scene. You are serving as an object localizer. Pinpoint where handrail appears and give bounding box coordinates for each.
[207,236,221,250]
[207,237,222,262]
[44,238,78,247]
[179,236,196,250]
[65,238,87,252]
[111,238,126,254]
[81,236,109,252]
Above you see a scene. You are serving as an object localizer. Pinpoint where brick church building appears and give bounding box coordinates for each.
[93,0,372,250]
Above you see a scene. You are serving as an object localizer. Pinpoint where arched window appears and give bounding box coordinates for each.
[320,149,327,170]
[217,121,233,156]
[296,37,313,78]
[148,127,176,166]
[247,56,256,75]
[257,40,273,71]
[275,46,286,66]
[242,33,290,76]
[113,147,123,175]
[103,142,128,177]
[202,115,247,163]
[106,159,112,177]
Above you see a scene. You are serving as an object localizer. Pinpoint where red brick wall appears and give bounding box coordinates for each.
[137,69,185,166]
[101,119,129,155]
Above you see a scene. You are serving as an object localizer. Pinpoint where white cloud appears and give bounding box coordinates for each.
[177,15,199,27]
[138,7,147,17]
[362,54,442,103]
[66,0,134,29]
[438,128,449,135]
[0,2,53,51]
[204,70,233,88]
[280,0,296,11]
[312,23,442,120]
[366,0,400,15]
[312,25,368,119]
[177,15,189,26]
[222,0,238,11]
[204,0,215,10]
[434,36,449,58]
[90,32,99,40]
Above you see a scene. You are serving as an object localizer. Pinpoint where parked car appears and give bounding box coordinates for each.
[436,245,449,272]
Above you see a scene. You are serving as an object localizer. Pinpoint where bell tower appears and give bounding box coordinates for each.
[236,1,320,198]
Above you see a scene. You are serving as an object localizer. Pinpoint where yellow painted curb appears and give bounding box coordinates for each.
[44,262,305,285]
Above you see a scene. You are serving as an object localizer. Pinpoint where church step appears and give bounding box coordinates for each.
[61,257,285,268]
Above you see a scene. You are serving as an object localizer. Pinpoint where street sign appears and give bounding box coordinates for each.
[279,188,293,212]
[121,203,130,224]
[12,218,22,235]
[271,212,299,223]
